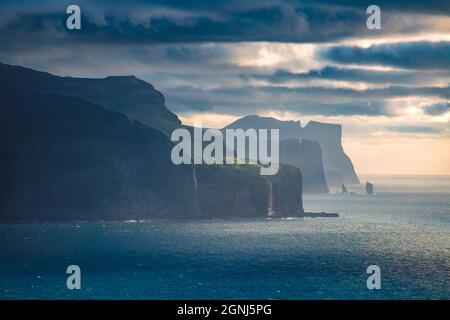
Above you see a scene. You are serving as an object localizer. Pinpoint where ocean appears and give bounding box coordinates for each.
[0,175,449,299]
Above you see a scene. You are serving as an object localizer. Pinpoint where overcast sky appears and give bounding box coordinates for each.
[0,0,449,175]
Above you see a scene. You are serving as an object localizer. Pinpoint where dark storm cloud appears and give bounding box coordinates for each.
[281,101,387,116]
[101,0,449,14]
[0,5,357,44]
[425,103,450,115]
[322,42,450,70]
[163,83,449,116]
[168,92,387,117]
[246,66,450,85]
[165,46,229,64]
[220,84,450,100]
[0,0,448,45]
[291,0,450,14]
[161,82,389,116]
[0,0,448,121]
[386,126,441,134]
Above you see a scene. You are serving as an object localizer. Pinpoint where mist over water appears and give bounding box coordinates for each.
[1,175,449,299]
[307,175,450,228]
[356,175,450,194]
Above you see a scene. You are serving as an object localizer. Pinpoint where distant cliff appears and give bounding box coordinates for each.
[225,115,360,186]
[279,139,329,193]
[302,121,359,185]
[224,117,329,193]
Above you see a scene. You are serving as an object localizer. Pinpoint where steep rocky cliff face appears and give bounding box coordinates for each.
[0,93,199,222]
[302,121,359,184]
[266,164,304,217]
[279,139,329,193]
[195,164,303,218]
[0,63,305,222]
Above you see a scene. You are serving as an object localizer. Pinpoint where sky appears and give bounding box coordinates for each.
[0,0,449,175]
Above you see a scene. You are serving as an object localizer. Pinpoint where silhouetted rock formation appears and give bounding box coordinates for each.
[0,93,200,221]
[0,62,180,134]
[302,121,359,184]
[225,115,360,187]
[279,139,329,193]
[365,182,374,195]
[0,63,305,222]
[195,164,303,218]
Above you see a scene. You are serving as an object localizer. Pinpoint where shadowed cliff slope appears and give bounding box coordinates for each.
[0,93,199,221]
[0,63,180,134]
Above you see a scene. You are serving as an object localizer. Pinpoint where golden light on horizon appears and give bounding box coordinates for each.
[343,136,450,176]
[179,110,450,176]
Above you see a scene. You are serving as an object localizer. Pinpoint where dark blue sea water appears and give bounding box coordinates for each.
[1,175,449,299]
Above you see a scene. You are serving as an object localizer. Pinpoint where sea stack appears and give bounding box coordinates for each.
[366,182,374,195]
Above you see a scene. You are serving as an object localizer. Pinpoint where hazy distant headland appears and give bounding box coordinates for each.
[224,115,359,190]
[0,62,358,222]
